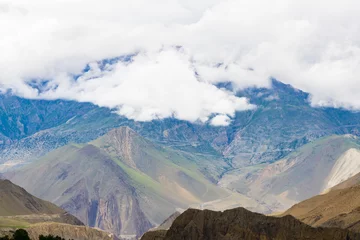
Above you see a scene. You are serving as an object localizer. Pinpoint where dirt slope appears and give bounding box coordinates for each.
[283,182,360,232]
[0,179,82,226]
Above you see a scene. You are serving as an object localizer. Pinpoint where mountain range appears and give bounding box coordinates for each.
[5,127,258,238]
[141,168,360,239]
[2,80,360,170]
[2,80,360,238]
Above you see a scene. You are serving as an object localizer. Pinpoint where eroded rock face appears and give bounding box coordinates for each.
[141,207,360,240]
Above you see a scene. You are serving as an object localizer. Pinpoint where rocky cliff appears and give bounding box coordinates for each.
[141,207,359,240]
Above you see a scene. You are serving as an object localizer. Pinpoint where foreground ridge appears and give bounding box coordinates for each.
[141,207,359,240]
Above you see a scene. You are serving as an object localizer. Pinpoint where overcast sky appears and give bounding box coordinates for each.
[1,0,360,126]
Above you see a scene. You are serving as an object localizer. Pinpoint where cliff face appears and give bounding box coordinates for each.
[141,207,360,240]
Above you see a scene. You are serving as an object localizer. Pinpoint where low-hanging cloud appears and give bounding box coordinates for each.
[1,0,360,125]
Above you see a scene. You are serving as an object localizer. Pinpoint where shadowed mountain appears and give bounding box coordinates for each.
[5,127,257,238]
[141,207,359,240]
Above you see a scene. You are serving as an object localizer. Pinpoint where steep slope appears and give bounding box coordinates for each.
[0,180,116,240]
[6,127,255,238]
[0,179,82,227]
[220,135,360,212]
[141,207,359,240]
[283,174,360,233]
[6,141,154,238]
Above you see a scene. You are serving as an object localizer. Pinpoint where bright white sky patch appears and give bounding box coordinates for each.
[1,0,360,124]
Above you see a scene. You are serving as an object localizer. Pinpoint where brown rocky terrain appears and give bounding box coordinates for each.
[0,179,82,226]
[26,222,118,240]
[141,207,359,240]
[283,172,360,233]
[0,179,118,240]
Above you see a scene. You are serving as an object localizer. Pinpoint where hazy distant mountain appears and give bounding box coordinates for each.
[220,135,360,212]
[3,80,360,172]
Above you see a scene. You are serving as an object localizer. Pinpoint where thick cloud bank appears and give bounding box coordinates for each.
[1,0,360,125]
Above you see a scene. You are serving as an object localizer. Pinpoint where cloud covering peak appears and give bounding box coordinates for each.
[1,0,360,125]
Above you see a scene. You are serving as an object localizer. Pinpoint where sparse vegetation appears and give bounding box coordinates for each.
[39,234,73,240]
[0,229,30,240]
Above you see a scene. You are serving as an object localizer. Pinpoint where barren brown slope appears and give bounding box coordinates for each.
[0,179,82,226]
[26,222,118,240]
[0,179,61,216]
[141,207,359,240]
[283,184,360,233]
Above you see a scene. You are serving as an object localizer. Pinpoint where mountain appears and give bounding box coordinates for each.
[283,171,360,233]
[140,207,359,240]
[3,80,360,172]
[4,81,360,236]
[220,135,360,212]
[223,80,360,167]
[0,94,95,142]
[0,179,82,227]
[5,127,259,238]
[0,179,117,240]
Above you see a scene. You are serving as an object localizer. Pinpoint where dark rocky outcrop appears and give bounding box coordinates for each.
[141,207,360,240]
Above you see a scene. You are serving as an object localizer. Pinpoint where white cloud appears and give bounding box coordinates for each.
[1,0,360,124]
[210,115,232,126]
[38,49,255,122]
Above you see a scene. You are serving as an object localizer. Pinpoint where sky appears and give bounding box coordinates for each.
[1,0,360,126]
